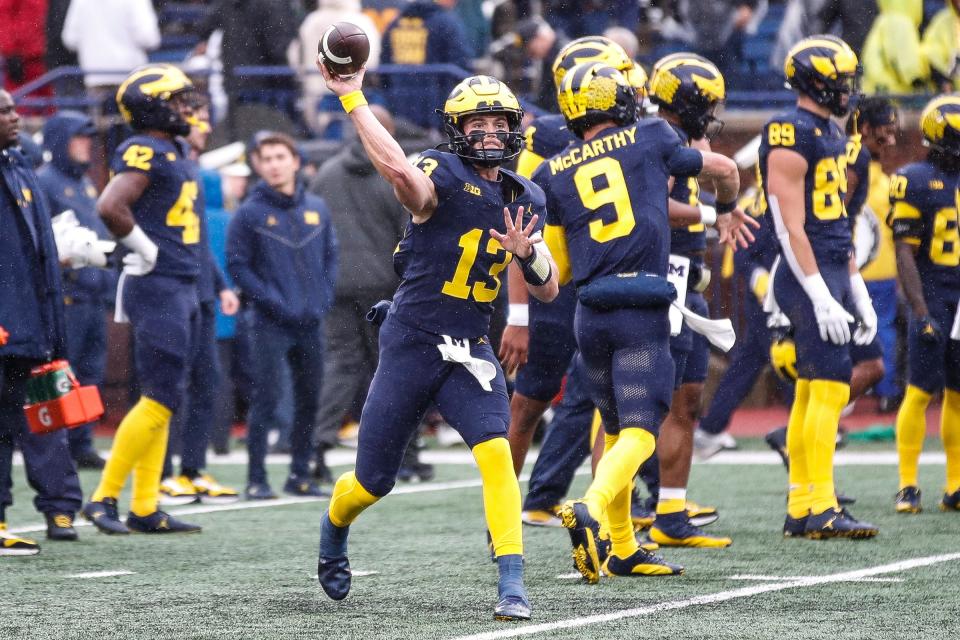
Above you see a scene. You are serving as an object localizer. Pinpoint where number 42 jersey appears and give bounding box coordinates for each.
[110,135,203,278]
[390,149,546,339]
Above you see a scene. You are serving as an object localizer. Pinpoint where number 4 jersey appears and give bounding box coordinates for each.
[759,106,852,265]
[391,148,546,339]
[110,135,203,278]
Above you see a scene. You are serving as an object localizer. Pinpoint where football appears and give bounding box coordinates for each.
[318,22,370,79]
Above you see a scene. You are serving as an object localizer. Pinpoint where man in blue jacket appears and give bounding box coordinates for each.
[36,111,111,470]
[0,90,84,552]
[227,132,338,500]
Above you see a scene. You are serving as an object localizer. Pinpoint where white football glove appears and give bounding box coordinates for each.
[802,273,854,345]
[51,210,114,268]
[850,272,878,345]
[119,225,159,276]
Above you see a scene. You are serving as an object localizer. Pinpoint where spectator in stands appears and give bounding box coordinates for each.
[227,132,338,500]
[61,0,161,93]
[381,0,471,128]
[604,26,641,60]
[673,0,761,76]
[771,0,826,71]
[309,105,406,483]
[1,90,85,551]
[45,0,84,97]
[922,0,960,91]
[197,0,299,138]
[817,0,879,54]
[0,0,48,92]
[36,111,111,470]
[455,0,489,58]
[861,0,929,94]
[294,0,381,133]
[542,0,612,38]
[491,17,564,112]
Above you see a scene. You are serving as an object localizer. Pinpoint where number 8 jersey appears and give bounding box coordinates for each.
[110,135,203,277]
[759,106,852,265]
[391,148,546,339]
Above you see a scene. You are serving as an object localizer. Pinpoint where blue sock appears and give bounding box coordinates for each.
[319,511,349,559]
[496,554,527,599]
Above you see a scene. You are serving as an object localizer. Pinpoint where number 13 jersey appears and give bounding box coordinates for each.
[759,106,852,266]
[110,135,202,278]
[391,148,546,339]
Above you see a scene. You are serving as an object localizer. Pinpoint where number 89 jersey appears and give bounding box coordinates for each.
[110,135,203,277]
[391,148,546,339]
[759,107,852,265]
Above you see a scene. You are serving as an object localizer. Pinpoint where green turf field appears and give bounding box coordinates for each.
[3,439,959,640]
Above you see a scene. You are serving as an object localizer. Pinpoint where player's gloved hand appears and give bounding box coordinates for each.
[801,273,854,345]
[850,272,878,346]
[119,225,159,276]
[917,315,942,343]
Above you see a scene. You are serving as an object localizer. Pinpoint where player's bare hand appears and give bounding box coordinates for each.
[219,288,240,316]
[716,207,759,251]
[317,57,365,96]
[499,324,529,375]
[490,206,540,260]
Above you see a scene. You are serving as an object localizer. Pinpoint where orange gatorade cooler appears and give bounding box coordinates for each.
[23,360,104,434]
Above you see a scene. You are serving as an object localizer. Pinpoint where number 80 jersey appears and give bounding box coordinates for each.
[391,149,546,339]
[110,135,203,277]
[759,107,852,265]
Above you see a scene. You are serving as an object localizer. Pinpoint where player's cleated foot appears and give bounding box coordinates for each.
[783,514,809,538]
[318,512,351,600]
[283,475,330,498]
[0,523,40,556]
[159,476,199,506]
[81,498,129,535]
[650,512,732,548]
[686,501,719,528]
[73,449,106,470]
[397,461,435,483]
[601,547,684,577]
[805,507,878,539]
[45,512,78,541]
[494,594,531,621]
[895,486,922,514]
[126,510,202,534]
[522,506,562,527]
[939,489,960,512]
[559,500,602,584]
[494,554,530,621]
[693,429,730,460]
[245,482,277,501]
[630,490,655,531]
[836,491,856,505]
[765,426,788,467]
[187,474,240,504]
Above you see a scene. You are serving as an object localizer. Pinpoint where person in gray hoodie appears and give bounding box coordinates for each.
[309,106,413,483]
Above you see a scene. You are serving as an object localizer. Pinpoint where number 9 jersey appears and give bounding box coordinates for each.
[391,148,546,339]
[759,107,852,265]
[110,135,203,278]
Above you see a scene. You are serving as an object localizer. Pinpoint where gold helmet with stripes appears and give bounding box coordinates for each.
[440,75,524,167]
[551,36,634,91]
[649,52,725,139]
[784,35,860,116]
[117,64,196,136]
[920,94,960,160]
[557,62,637,139]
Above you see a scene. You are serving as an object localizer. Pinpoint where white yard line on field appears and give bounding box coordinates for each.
[449,553,960,640]
[727,574,903,583]
[11,449,948,468]
[65,570,135,579]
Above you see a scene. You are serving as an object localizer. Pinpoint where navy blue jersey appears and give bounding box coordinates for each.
[110,135,203,277]
[391,149,546,338]
[845,134,871,227]
[521,115,574,166]
[888,160,960,294]
[535,119,703,286]
[759,107,852,265]
[667,124,706,257]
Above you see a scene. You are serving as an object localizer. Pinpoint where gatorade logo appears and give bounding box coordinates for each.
[55,377,72,395]
[39,407,52,427]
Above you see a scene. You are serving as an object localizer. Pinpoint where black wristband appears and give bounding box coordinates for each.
[517,247,552,287]
[716,199,737,214]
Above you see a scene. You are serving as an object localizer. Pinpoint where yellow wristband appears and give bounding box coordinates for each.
[339,91,367,114]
